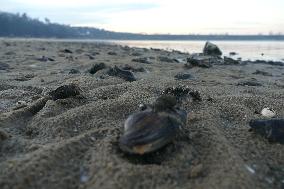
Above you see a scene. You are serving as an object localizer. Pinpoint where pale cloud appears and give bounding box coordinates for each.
[0,0,283,34]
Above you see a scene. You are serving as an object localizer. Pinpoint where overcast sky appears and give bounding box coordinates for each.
[1,0,284,34]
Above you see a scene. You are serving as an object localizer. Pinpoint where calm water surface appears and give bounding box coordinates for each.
[109,40,284,62]
[9,38,283,62]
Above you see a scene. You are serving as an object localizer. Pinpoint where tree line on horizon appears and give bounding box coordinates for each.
[0,11,284,40]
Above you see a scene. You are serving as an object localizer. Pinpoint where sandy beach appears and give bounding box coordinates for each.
[0,39,283,189]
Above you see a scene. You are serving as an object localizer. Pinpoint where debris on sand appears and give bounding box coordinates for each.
[119,95,187,155]
[89,63,106,74]
[249,119,284,143]
[252,70,272,76]
[107,66,136,82]
[121,64,146,72]
[237,80,262,87]
[158,56,177,63]
[48,84,81,100]
[223,56,239,65]
[163,86,202,101]
[132,57,151,64]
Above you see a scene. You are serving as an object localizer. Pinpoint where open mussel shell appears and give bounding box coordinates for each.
[249,119,284,143]
[119,107,187,155]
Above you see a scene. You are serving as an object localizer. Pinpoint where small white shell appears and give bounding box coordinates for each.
[261,108,276,118]
[15,100,27,108]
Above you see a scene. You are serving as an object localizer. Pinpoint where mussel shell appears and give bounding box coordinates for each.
[249,119,284,143]
[119,108,187,155]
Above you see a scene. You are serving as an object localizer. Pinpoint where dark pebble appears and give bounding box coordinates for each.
[69,69,80,74]
[108,52,117,55]
[62,49,73,53]
[121,64,146,72]
[185,57,212,68]
[0,129,10,142]
[89,63,106,74]
[132,57,151,64]
[48,57,55,61]
[252,70,272,76]
[0,62,10,70]
[158,56,176,63]
[49,84,81,100]
[174,73,194,80]
[229,52,238,56]
[131,52,143,56]
[107,66,136,82]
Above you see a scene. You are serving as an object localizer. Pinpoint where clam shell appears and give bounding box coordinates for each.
[119,108,187,155]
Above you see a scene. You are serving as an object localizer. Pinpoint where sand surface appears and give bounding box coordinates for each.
[0,39,283,189]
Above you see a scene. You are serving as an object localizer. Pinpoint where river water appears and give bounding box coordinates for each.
[108,40,284,62]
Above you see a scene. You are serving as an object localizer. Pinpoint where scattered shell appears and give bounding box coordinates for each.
[261,108,276,118]
[249,119,284,143]
[13,100,28,110]
[245,165,255,174]
[119,95,187,155]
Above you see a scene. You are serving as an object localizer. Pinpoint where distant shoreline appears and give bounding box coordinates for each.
[1,36,284,41]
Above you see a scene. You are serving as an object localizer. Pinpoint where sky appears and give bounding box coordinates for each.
[1,0,284,35]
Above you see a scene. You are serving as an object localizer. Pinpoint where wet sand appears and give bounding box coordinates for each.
[0,39,283,189]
